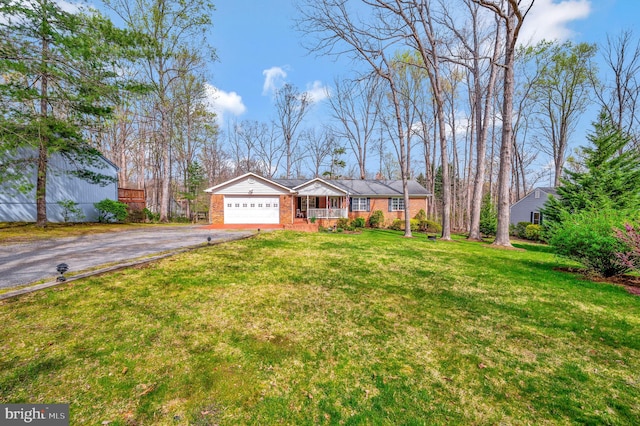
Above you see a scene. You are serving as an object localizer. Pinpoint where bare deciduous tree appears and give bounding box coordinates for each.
[593,30,640,144]
[471,0,535,247]
[297,0,415,236]
[274,83,312,178]
[328,75,382,179]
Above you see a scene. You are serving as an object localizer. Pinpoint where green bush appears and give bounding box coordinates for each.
[143,208,159,222]
[94,199,129,223]
[336,218,350,230]
[389,219,403,231]
[389,219,420,232]
[418,219,442,234]
[549,209,633,277]
[525,224,542,241]
[351,217,366,229]
[127,208,146,223]
[413,209,427,222]
[57,199,85,223]
[515,222,531,239]
[369,210,385,228]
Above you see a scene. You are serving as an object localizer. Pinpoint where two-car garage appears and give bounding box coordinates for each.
[205,174,293,225]
[223,196,280,224]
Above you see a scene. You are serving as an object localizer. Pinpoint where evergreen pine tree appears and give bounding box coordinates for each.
[0,0,144,226]
[542,112,640,236]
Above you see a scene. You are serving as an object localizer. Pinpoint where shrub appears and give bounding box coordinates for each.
[419,219,442,234]
[525,224,542,241]
[127,208,146,223]
[351,217,366,229]
[143,208,160,222]
[389,219,420,232]
[549,209,632,277]
[94,199,129,223]
[57,199,85,223]
[336,218,350,230]
[389,219,404,231]
[515,222,531,239]
[614,223,640,270]
[369,210,384,228]
[413,209,427,222]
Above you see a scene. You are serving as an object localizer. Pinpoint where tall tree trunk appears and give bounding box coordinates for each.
[493,10,517,247]
[468,22,501,240]
[36,30,49,227]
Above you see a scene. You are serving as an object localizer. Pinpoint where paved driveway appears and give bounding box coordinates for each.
[0,226,253,289]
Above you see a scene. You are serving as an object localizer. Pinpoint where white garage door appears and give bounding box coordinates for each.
[224,196,280,224]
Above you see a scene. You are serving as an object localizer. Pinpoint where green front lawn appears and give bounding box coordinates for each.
[1,230,638,424]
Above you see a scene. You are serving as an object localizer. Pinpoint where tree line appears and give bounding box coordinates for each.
[2,0,640,244]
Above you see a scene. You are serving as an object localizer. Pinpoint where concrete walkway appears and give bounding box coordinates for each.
[0,226,253,291]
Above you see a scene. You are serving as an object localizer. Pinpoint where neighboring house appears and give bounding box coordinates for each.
[204,172,431,226]
[0,150,119,222]
[510,187,559,225]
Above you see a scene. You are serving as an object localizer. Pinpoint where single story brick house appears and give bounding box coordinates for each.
[204,172,431,226]
[510,186,559,225]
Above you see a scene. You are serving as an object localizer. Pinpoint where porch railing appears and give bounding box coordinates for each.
[307,208,348,219]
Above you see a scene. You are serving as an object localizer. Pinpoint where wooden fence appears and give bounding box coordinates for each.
[118,188,145,211]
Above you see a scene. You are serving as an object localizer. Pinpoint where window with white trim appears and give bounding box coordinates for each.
[301,197,316,211]
[352,197,368,211]
[390,197,405,211]
[532,212,541,225]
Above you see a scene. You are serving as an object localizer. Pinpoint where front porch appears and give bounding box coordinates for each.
[296,195,348,220]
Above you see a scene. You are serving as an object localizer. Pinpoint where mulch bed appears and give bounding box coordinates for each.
[555,267,640,296]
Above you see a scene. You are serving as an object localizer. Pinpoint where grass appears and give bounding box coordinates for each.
[0,222,193,244]
[1,230,639,425]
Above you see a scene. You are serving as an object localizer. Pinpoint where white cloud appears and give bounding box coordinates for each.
[57,0,84,14]
[262,66,288,95]
[305,80,331,103]
[205,83,247,123]
[1,0,84,24]
[520,0,591,44]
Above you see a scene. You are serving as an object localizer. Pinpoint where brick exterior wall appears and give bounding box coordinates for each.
[209,193,428,227]
[349,197,428,227]
[209,194,225,224]
[280,195,294,225]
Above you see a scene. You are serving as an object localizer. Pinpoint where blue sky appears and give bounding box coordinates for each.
[207,0,640,135]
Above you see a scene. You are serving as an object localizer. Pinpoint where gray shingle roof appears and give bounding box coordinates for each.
[273,178,430,196]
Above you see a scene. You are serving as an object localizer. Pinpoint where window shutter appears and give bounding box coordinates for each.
[366,198,370,212]
[388,198,393,212]
[349,197,353,212]
[530,211,533,223]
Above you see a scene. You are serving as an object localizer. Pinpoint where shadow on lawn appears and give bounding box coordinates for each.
[512,242,555,254]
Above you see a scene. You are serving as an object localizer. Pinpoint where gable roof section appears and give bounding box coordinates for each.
[204,172,295,195]
[510,186,559,209]
[292,178,348,196]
